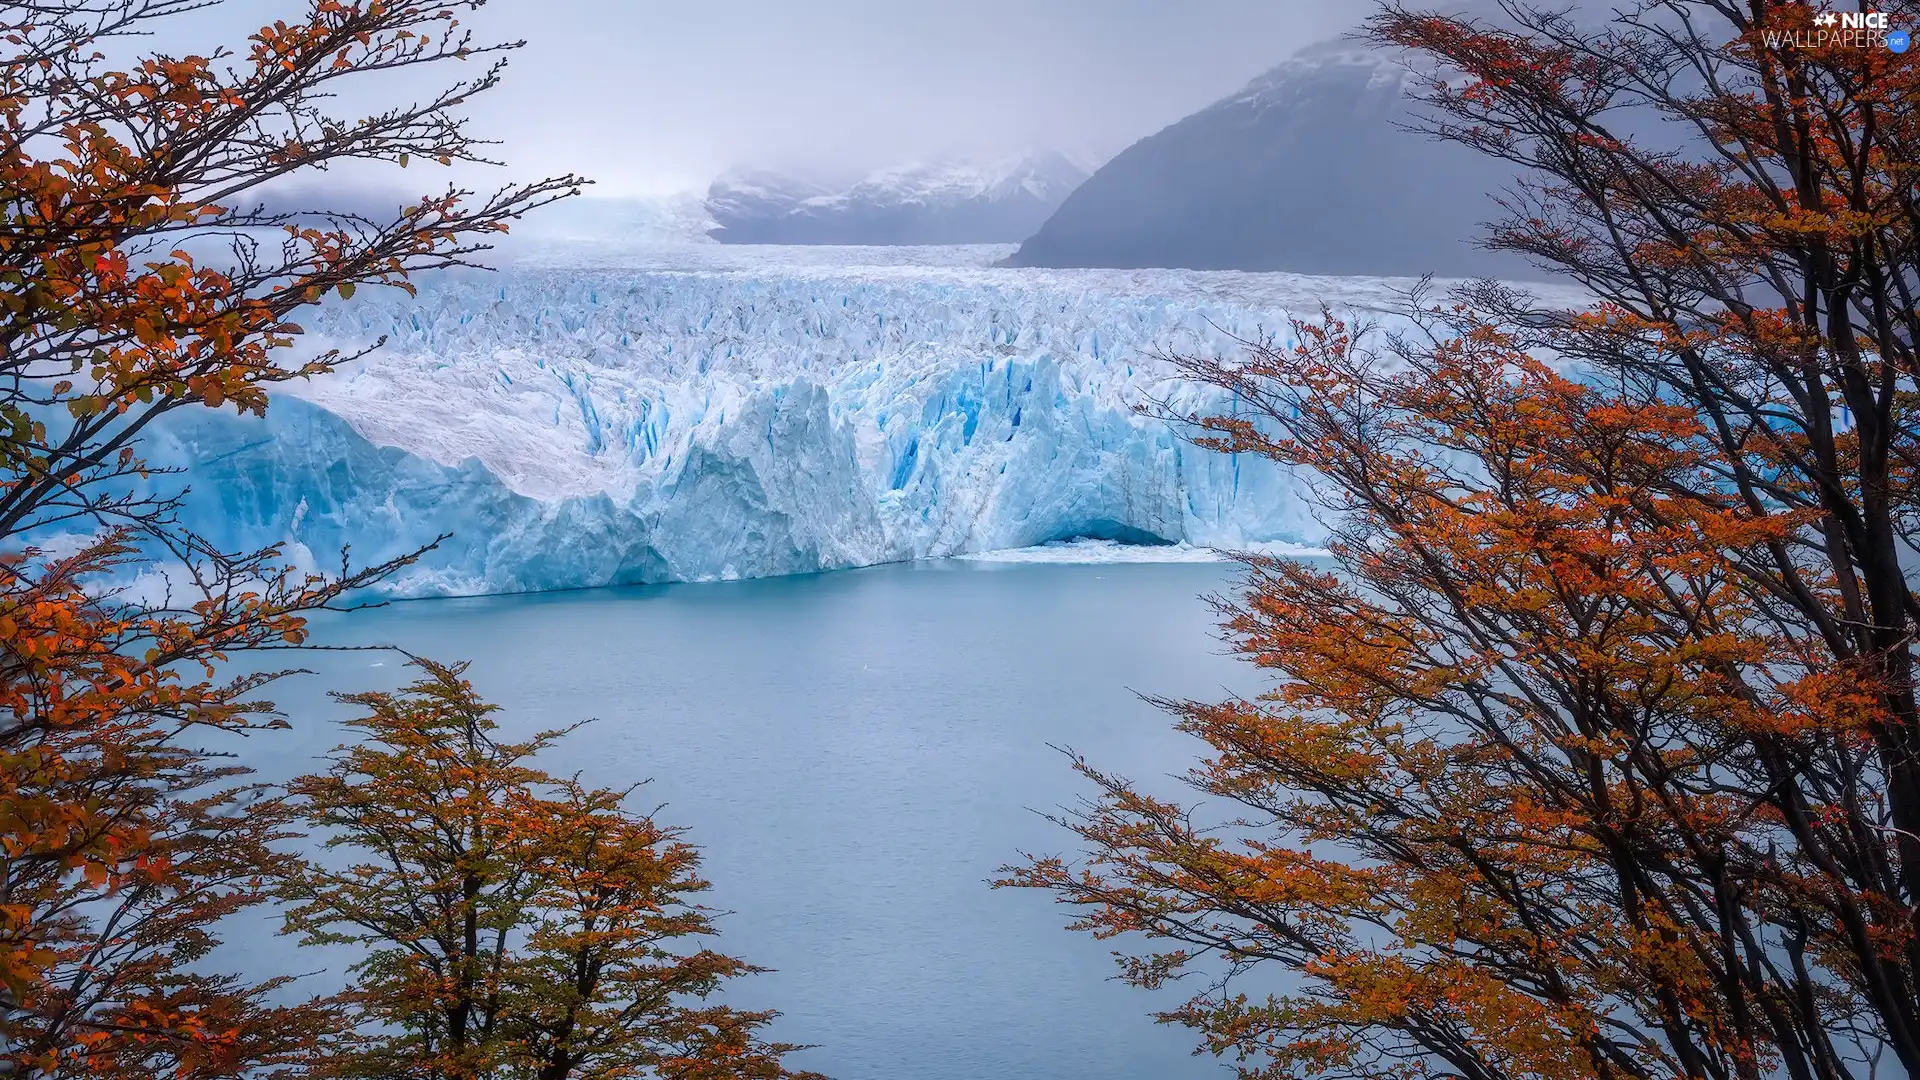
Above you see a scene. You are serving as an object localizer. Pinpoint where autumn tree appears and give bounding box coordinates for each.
[1004,4,1920,1080]
[279,660,818,1080]
[0,0,580,1074]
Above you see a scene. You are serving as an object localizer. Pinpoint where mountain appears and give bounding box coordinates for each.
[1003,38,1527,278]
[705,153,1092,245]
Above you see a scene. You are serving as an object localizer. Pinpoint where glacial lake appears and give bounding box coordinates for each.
[223,556,1265,1080]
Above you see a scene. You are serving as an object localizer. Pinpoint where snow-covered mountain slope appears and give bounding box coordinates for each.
[702,170,836,236]
[142,244,1545,599]
[1006,37,1527,277]
[706,153,1091,245]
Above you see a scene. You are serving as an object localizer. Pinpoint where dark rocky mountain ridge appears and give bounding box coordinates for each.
[1003,39,1529,279]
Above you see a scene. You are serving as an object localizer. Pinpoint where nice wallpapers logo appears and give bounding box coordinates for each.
[1766,8,1910,51]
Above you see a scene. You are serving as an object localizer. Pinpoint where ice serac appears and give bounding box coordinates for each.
[149,249,1352,598]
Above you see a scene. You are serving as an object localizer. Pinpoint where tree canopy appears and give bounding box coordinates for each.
[1005,5,1920,1080]
[0,3,805,1078]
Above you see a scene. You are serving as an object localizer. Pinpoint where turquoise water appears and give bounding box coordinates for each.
[227,558,1257,1080]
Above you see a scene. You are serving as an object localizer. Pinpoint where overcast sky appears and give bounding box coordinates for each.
[175,0,1356,196]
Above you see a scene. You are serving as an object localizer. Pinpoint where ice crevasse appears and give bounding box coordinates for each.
[143,254,1369,598]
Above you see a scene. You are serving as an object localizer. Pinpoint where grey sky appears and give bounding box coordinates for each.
[180,0,1356,195]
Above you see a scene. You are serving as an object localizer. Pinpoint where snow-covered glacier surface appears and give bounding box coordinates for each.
[146,244,1465,598]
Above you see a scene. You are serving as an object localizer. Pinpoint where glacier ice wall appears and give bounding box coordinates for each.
[146,249,1402,598]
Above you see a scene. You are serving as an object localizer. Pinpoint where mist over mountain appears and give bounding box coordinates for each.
[1003,37,1529,278]
[705,152,1093,245]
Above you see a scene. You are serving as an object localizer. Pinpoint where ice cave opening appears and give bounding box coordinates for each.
[1043,519,1177,548]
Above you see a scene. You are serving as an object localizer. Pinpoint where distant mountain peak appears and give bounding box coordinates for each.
[836,152,1089,206]
[706,152,1093,246]
[1219,38,1419,112]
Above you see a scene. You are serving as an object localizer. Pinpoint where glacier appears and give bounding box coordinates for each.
[139,242,1498,598]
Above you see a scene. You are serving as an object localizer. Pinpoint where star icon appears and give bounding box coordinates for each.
[1813,11,1839,25]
